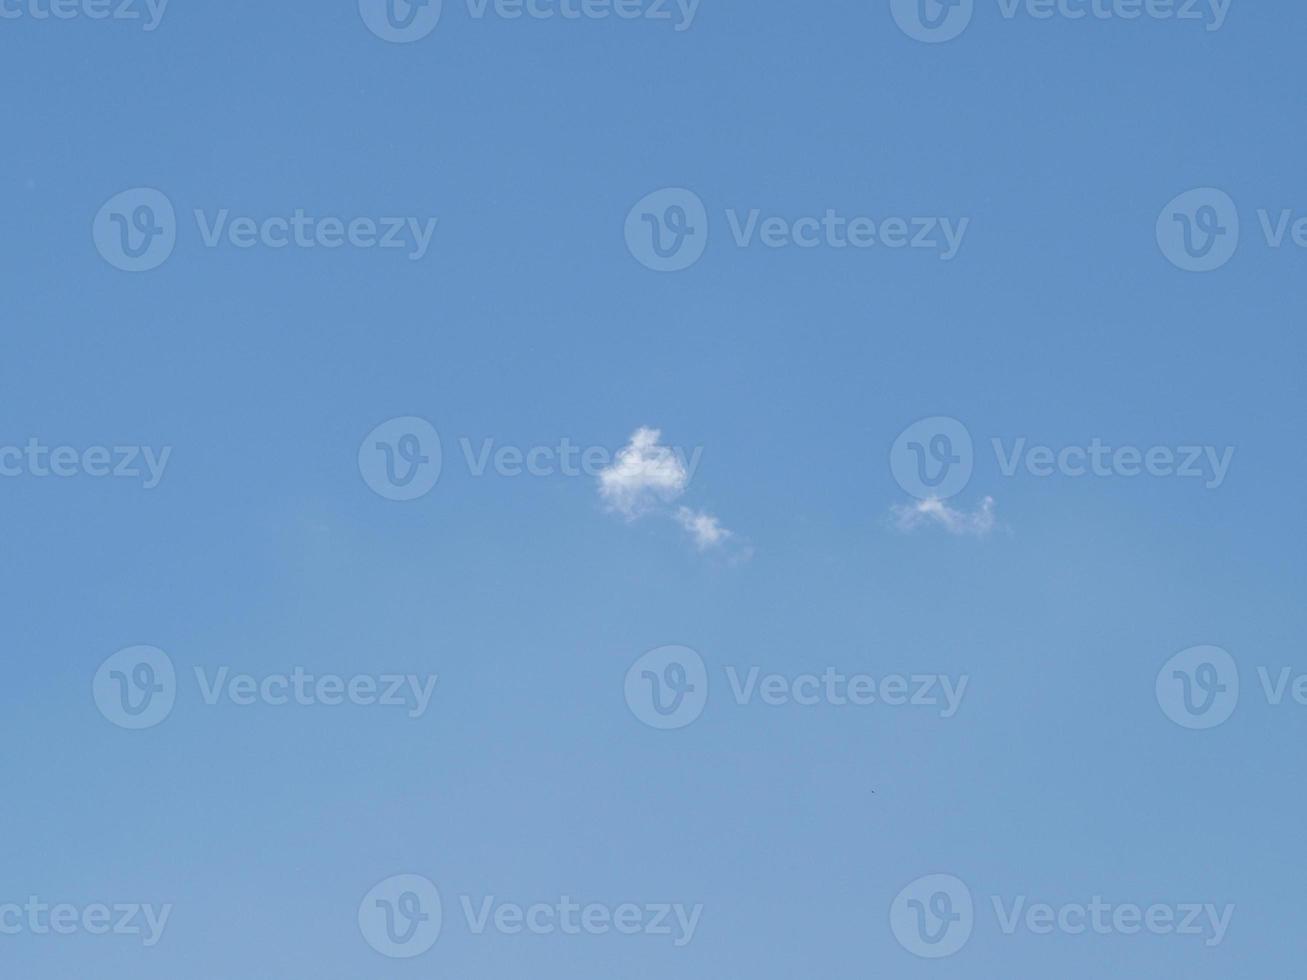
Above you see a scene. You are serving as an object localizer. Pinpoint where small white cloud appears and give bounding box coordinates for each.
[598,426,747,559]
[598,427,688,519]
[675,507,732,550]
[892,496,996,538]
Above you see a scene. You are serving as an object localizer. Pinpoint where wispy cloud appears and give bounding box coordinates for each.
[675,507,732,550]
[892,496,997,538]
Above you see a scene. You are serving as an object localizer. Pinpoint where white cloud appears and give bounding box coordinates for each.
[597,427,688,519]
[598,427,747,559]
[675,507,732,550]
[892,496,997,538]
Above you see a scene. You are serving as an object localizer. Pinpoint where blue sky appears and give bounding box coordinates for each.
[2,0,1304,976]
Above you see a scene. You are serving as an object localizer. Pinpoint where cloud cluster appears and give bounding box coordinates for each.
[598,427,739,555]
[597,427,689,518]
[892,496,997,538]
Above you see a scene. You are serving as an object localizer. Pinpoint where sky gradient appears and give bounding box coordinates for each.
[2,0,1304,976]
